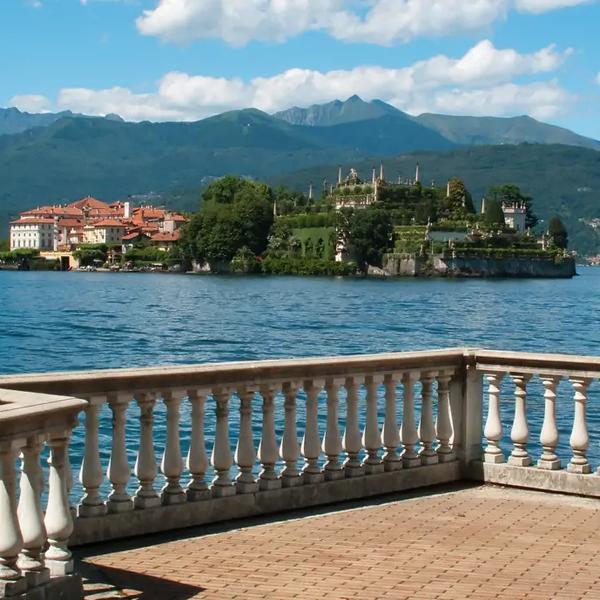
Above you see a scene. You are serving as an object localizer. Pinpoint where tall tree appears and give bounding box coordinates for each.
[489,184,538,229]
[440,177,475,219]
[343,208,394,271]
[548,216,568,249]
[483,199,505,227]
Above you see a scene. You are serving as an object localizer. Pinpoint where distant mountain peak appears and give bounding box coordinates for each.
[273,96,404,127]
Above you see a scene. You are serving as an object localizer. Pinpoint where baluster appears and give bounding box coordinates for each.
[323,378,344,480]
[235,387,258,494]
[160,390,186,505]
[301,380,324,484]
[362,375,383,474]
[17,436,50,589]
[484,373,505,463]
[418,372,438,465]
[0,441,26,598]
[44,434,75,577]
[343,376,364,477]
[382,373,402,471]
[79,395,107,516]
[568,378,592,474]
[436,370,455,462]
[538,375,561,470]
[281,383,302,487]
[107,393,133,513]
[134,392,160,509]
[211,388,235,497]
[400,372,421,468]
[508,374,532,467]
[187,389,211,500]
[258,385,281,490]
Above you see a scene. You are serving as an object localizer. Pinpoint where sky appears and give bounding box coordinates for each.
[2,0,600,138]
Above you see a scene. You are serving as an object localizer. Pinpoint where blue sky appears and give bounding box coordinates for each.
[2,0,600,138]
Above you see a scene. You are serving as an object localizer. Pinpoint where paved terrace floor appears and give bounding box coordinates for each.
[78,485,600,600]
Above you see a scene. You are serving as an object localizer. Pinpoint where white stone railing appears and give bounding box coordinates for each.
[3,348,600,598]
[474,350,600,495]
[0,388,86,600]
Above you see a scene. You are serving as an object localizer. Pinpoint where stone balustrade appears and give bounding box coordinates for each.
[2,348,600,599]
[0,388,86,600]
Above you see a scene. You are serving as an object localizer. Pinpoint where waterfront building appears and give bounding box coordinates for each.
[502,202,527,232]
[9,217,55,250]
[9,195,188,257]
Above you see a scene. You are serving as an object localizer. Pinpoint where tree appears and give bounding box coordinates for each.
[344,208,394,271]
[489,184,538,229]
[548,216,568,249]
[182,176,274,268]
[440,177,475,219]
[0,239,8,252]
[483,199,505,228]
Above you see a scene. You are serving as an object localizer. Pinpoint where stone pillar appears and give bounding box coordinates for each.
[280,383,302,487]
[17,437,50,589]
[106,393,133,513]
[323,379,344,480]
[342,376,364,477]
[362,375,383,474]
[258,386,281,490]
[160,390,186,505]
[211,388,235,497]
[134,393,160,509]
[382,374,402,471]
[508,374,532,467]
[187,389,211,500]
[0,441,26,598]
[301,380,324,484]
[538,376,561,470]
[418,372,438,465]
[436,370,455,462]
[79,395,108,517]
[483,373,504,464]
[568,378,592,474]
[235,387,258,494]
[400,372,420,468]
[44,434,75,577]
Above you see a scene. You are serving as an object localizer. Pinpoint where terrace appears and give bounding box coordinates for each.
[1,348,600,599]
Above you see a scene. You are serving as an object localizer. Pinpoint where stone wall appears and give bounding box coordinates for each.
[383,253,576,278]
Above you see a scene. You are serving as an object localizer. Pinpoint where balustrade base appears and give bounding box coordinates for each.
[186,488,212,501]
[212,485,236,498]
[420,454,439,466]
[161,492,187,506]
[107,499,133,514]
[484,453,505,464]
[302,472,324,484]
[324,469,345,481]
[236,481,259,494]
[384,459,403,472]
[537,458,561,470]
[0,577,27,598]
[567,463,592,475]
[259,479,282,491]
[281,476,303,488]
[508,456,532,467]
[41,574,83,600]
[438,453,456,464]
[363,463,384,475]
[134,495,161,509]
[77,503,107,518]
[46,559,73,578]
[22,569,50,589]
[402,456,422,469]
[344,466,365,478]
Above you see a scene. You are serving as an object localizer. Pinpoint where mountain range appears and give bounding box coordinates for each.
[1,96,599,253]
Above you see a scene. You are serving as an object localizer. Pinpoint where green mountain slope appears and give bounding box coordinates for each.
[415,113,600,150]
[271,144,600,255]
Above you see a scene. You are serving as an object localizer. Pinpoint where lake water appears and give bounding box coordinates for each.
[1,268,599,491]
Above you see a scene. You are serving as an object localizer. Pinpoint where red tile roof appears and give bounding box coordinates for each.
[151,231,181,242]
[11,218,55,225]
[93,219,127,228]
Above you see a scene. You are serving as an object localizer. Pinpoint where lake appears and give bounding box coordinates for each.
[1,268,599,489]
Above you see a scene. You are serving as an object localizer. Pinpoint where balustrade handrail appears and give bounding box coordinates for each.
[0,348,469,397]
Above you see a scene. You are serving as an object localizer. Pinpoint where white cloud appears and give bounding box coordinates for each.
[10,95,52,113]
[135,0,595,46]
[15,41,573,122]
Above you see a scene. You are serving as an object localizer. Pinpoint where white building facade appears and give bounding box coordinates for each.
[9,218,55,251]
